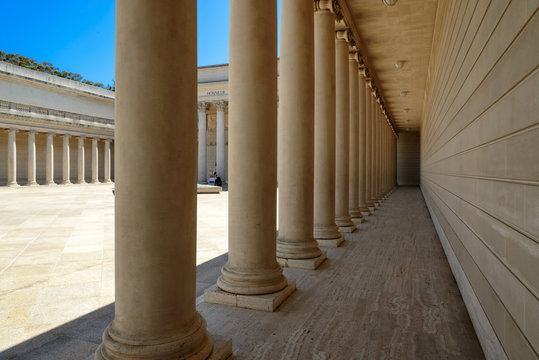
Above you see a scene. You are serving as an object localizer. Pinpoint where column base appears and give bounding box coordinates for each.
[338,225,356,233]
[349,208,363,218]
[277,252,327,270]
[359,206,372,217]
[367,206,377,213]
[77,180,87,185]
[204,280,296,312]
[61,180,72,185]
[46,181,57,186]
[27,182,39,187]
[316,235,344,248]
[91,180,100,184]
[95,314,215,360]
[7,182,19,187]
[351,215,365,224]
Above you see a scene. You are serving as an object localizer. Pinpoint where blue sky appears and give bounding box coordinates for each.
[1,1,281,86]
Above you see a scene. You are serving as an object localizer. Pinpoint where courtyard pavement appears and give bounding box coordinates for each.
[0,185,484,359]
[0,183,228,357]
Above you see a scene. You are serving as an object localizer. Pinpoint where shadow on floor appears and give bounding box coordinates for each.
[0,253,228,360]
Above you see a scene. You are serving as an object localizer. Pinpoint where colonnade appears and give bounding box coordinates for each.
[4,128,113,186]
[95,1,396,359]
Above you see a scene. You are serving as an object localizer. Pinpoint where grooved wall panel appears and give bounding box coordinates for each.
[397,132,420,185]
[420,1,539,359]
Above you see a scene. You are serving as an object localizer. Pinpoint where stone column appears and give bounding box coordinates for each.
[46,133,55,185]
[374,104,381,203]
[7,129,18,187]
[276,0,325,270]
[364,82,374,210]
[104,139,111,183]
[348,48,363,224]
[62,134,71,184]
[91,138,99,183]
[77,136,85,184]
[358,72,370,215]
[370,94,379,206]
[210,0,294,310]
[377,106,383,201]
[215,100,226,180]
[334,29,355,233]
[198,102,208,183]
[27,131,37,186]
[96,1,218,359]
[313,1,343,247]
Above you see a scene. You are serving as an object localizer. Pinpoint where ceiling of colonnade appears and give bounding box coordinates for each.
[346,0,438,132]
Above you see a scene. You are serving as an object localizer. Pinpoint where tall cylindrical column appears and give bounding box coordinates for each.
[217,0,288,295]
[358,73,370,214]
[62,134,71,184]
[198,102,208,183]
[348,48,363,223]
[334,29,355,233]
[215,100,226,180]
[27,131,37,186]
[91,138,99,183]
[313,1,342,246]
[96,1,214,359]
[46,133,55,185]
[104,139,111,183]
[364,82,373,209]
[7,129,18,187]
[276,0,323,268]
[77,136,85,184]
[370,94,378,206]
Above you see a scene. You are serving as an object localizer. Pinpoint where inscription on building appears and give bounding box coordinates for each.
[205,90,227,96]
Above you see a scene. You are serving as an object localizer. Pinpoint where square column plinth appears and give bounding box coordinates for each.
[277,252,327,270]
[338,224,356,233]
[205,280,296,312]
[317,236,344,248]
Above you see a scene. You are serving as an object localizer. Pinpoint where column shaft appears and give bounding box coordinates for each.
[62,135,71,184]
[276,0,322,264]
[77,137,85,184]
[91,138,99,183]
[27,131,37,186]
[46,133,54,185]
[104,139,111,183]
[198,102,208,183]
[313,4,342,244]
[358,73,369,212]
[218,0,288,295]
[334,31,355,232]
[348,50,363,222]
[215,101,226,180]
[96,1,214,359]
[370,95,378,205]
[364,84,373,207]
[7,129,17,186]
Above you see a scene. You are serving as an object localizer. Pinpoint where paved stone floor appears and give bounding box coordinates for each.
[0,185,484,359]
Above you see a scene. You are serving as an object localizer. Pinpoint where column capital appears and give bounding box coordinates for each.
[214,100,227,111]
[198,102,208,112]
[47,132,55,137]
[78,135,86,140]
[348,47,358,61]
[8,128,18,134]
[314,0,333,12]
[28,130,37,135]
[63,133,71,139]
[336,29,350,42]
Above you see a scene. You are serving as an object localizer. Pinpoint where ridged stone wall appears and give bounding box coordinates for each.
[420,1,538,359]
